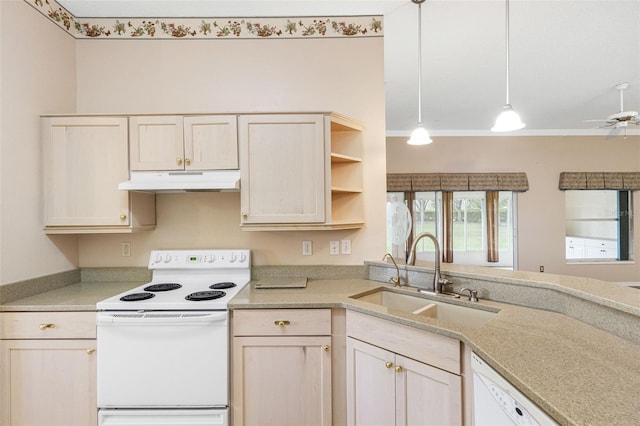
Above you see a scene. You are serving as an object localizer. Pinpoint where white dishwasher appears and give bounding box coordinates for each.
[471,352,558,425]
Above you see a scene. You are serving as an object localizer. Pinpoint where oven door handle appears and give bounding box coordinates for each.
[96,311,228,326]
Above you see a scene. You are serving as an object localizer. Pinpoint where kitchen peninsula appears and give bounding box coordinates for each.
[3,263,637,425]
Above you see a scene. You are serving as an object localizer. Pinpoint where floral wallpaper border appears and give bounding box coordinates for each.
[27,0,383,39]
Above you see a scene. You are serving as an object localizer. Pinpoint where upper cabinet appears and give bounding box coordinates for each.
[129,115,238,171]
[42,116,156,234]
[238,113,364,231]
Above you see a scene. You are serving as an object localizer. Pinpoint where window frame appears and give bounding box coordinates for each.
[386,190,518,269]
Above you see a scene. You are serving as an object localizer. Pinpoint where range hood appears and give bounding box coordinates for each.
[118,170,240,192]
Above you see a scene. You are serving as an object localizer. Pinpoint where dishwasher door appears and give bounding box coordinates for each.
[471,352,558,426]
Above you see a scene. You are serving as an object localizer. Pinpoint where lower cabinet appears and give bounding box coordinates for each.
[346,311,462,426]
[0,312,97,426]
[232,309,332,426]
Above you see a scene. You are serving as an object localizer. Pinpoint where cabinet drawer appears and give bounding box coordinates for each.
[1,312,96,339]
[346,311,460,375]
[233,309,331,336]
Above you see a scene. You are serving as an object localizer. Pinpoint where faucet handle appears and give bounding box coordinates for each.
[460,288,479,302]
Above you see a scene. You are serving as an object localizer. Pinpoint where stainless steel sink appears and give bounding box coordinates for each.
[350,288,499,328]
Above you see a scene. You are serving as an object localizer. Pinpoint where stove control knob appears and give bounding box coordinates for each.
[153,253,162,264]
[230,253,238,263]
[163,254,172,263]
[238,253,247,263]
[206,255,215,263]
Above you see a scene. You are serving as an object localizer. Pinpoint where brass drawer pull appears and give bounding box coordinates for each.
[395,366,403,373]
[185,158,191,166]
[176,157,183,166]
[385,361,393,369]
[39,323,56,330]
[274,320,290,327]
[87,348,96,355]
[322,345,330,352]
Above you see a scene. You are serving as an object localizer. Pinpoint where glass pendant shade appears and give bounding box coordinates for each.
[491,104,525,132]
[407,124,432,145]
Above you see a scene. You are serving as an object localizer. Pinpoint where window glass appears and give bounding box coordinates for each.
[565,190,632,261]
[386,190,516,268]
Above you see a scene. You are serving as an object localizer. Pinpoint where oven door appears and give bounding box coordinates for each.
[97,311,228,408]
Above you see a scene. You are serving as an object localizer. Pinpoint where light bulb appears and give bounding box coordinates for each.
[491,104,525,132]
[407,124,433,145]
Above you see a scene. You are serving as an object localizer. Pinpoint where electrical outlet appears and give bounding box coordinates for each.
[341,239,352,255]
[302,240,313,256]
[121,242,131,257]
[329,240,340,255]
[539,265,544,273]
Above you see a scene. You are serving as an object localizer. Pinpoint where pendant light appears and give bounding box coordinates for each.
[407,0,432,145]
[491,0,525,132]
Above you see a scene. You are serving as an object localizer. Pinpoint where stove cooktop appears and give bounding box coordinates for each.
[97,249,250,311]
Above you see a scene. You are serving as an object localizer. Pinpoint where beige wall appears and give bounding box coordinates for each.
[387,135,640,282]
[0,0,79,284]
[74,37,387,267]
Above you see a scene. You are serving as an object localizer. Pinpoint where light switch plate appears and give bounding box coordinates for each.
[329,240,340,255]
[302,240,313,256]
[341,239,352,255]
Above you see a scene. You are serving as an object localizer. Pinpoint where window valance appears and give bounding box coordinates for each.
[387,173,529,192]
[558,172,640,190]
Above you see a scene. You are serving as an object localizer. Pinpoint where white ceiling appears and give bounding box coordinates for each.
[57,0,640,137]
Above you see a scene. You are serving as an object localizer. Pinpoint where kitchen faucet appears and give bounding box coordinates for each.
[406,232,451,295]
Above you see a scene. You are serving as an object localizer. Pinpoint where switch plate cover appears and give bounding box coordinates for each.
[341,239,352,255]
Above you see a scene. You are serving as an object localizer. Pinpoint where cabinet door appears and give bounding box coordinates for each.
[238,114,326,224]
[129,115,184,171]
[233,335,332,426]
[395,355,462,426]
[0,339,97,426]
[43,117,130,227]
[346,338,396,426]
[183,115,238,170]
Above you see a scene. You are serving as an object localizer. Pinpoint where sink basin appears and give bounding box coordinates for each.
[351,288,499,328]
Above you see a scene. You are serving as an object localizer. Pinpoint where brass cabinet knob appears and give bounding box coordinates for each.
[176,157,183,165]
[185,158,191,166]
[322,345,330,352]
[87,349,96,355]
[242,212,248,219]
[119,214,127,221]
[39,323,55,330]
[275,320,290,327]
[385,361,393,369]
[395,366,403,373]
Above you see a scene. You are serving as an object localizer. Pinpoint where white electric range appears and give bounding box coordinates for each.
[96,249,250,426]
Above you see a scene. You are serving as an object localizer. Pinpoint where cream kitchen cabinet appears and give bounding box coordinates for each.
[232,309,332,426]
[238,113,364,230]
[129,115,238,171]
[346,311,462,426]
[0,312,97,426]
[42,116,155,234]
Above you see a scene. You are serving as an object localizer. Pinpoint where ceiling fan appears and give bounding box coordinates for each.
[586,82,640,140]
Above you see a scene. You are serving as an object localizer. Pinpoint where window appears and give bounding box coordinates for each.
[565,190,632,261]
[386,191,516,268]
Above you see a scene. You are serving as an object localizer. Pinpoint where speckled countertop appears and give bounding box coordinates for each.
[230,278,640,426]
[0,281,144,311]
[2,266,639,425]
